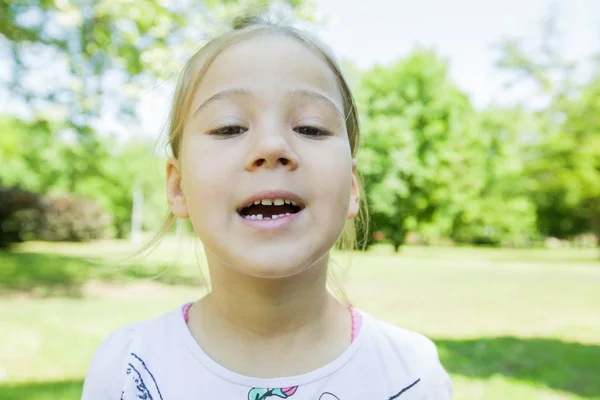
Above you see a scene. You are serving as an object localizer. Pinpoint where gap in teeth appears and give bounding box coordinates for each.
[244,213,292,220]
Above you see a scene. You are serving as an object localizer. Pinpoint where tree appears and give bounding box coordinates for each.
[0,115,166,238]
[451,108,538,246]
[0,116,66,192]
[496,11,600,246]
[526,76,600,244]
[1,0,314,143]
[358,50,485,250]
[94,135,167,238]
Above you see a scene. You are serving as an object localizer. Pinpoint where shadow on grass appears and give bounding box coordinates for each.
[437,336,600,398]
[0,250,200,297]
[0,379,82,400]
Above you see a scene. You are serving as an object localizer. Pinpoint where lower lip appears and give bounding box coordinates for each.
[237,210,303,231]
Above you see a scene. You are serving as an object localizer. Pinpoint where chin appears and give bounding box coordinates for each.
[227,244,330,279]
[240,254,323,279]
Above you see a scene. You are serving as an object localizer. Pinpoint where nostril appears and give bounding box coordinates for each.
[279,158,289,166]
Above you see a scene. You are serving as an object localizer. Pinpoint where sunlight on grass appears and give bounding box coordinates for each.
[450,375,591,400]
[0,238,598,399]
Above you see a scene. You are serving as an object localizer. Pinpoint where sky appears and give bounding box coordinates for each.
[311,0,599,105]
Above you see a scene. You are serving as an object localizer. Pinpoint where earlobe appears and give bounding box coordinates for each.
[348,159,360,220]
[166,158,190,219]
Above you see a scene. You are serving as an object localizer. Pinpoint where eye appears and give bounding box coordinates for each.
[294,126,331,137]
[208,125,247,136]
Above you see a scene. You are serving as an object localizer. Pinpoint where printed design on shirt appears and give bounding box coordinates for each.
[122,352,164,400]
[316,377,420,400]
[246,377,419,400]
[388,378,421,399]
[319,393,340,399]
[247,386,298,400]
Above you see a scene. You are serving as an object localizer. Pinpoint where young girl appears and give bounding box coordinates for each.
[82,16,452,400]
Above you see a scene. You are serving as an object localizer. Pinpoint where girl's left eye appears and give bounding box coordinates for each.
[294,126,331,137]
[208,125,247,136]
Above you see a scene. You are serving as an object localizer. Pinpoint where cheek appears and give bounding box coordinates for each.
[311,145,353,214]
[179,141,232,213]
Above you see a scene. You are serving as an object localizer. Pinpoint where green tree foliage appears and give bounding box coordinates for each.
[526,76,600,244]
[496,12,600,246]
[0,115,165,239]
[0,115,109,197]
[358,50,485,250]
[0,117,64,192]
[1,0,314,163]
[451,108,538,246]
[91,135,167,238]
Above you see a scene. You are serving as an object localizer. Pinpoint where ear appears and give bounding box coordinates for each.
[166,157,189,219]
[347,159,360,220]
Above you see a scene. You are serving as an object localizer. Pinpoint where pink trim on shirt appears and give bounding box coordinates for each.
[183,302,193,324]
[348,306,362,343]
[182,302,362,342]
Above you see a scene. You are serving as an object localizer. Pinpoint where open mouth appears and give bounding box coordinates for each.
[238,198,304,220]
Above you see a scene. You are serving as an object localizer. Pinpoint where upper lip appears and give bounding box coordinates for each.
[236,190,306,212]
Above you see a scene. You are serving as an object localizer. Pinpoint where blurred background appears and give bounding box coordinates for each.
[1,0,599,399]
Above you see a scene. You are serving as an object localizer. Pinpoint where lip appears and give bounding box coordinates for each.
[236,190,306,232]
[236,190,306,212]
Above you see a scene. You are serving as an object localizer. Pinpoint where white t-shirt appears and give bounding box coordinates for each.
[82,304,452,399]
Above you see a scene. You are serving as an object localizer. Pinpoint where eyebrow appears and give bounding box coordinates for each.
[191,87,344,118]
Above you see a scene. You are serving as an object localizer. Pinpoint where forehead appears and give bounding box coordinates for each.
[192,33,344,108]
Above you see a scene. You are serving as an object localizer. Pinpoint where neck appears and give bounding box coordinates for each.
[200,253,339,339]
[188,252,354,377]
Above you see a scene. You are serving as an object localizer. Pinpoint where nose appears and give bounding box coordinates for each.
[244,126,299,171]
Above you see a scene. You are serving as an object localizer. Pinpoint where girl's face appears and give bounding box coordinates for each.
[167,34,360,279]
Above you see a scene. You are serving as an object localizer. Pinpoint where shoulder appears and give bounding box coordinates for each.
[360,312,453,399]
[81,308,180,399]
[364,314,438,362]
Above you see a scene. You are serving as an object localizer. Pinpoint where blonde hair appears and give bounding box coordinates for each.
[145,15,368,303]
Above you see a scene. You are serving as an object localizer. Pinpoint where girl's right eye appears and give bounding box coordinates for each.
[208,125,247,136]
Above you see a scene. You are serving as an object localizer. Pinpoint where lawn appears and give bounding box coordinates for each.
[0,238,599,399]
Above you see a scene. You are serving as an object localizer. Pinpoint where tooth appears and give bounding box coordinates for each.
[261,199,273,206]
[291,201,298,206]
[272,214,279,219]
[284,200,291,204]
[264,217,271,220]
[254,200,260,205]
[278,214,286,218]
[249,215,256,220]
[256,214,263,220]
[285,213,291,216]
[273,199,284,206]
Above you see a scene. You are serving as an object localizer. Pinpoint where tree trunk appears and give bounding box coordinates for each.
[130,184,144,244]
[393,228,407,252]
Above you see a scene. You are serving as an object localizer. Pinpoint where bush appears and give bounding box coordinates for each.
[0,185,43,248]
[37,195,112,242]
[0,186,112,247]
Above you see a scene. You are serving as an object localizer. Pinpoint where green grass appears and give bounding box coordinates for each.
[0,239,598,399]
[0,380,83,400]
